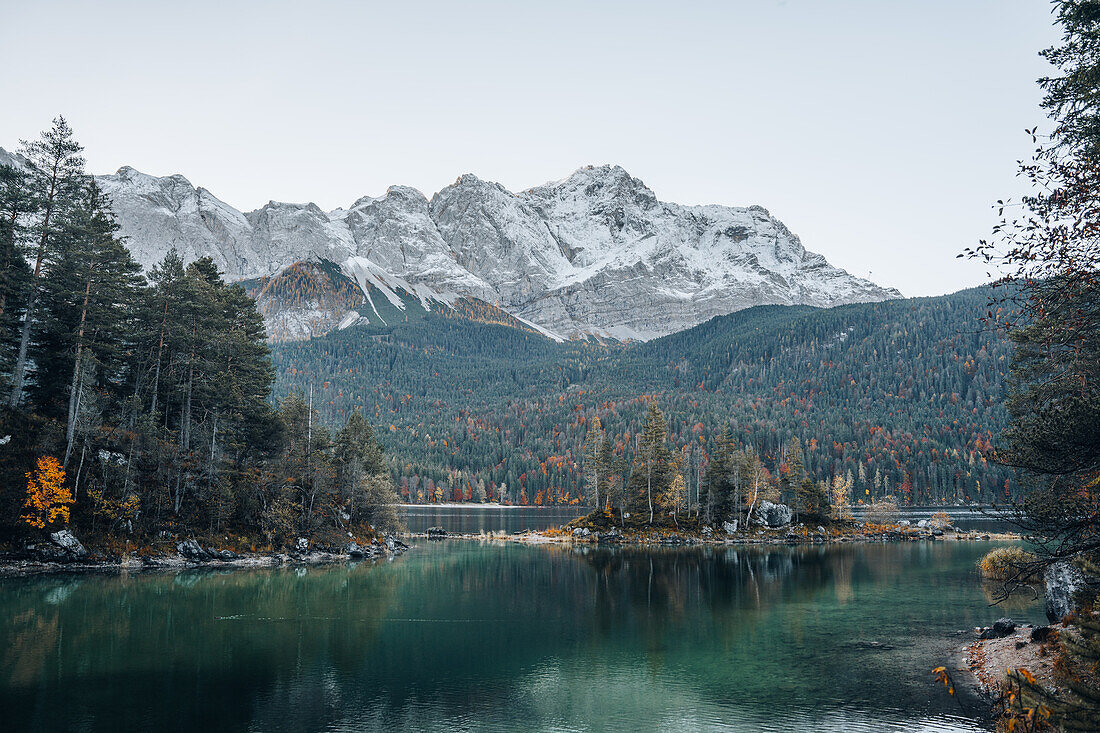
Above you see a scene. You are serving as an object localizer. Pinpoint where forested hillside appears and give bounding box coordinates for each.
[272,287,1012,507]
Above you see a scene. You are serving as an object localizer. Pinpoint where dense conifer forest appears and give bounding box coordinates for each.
[271,286,1013,508]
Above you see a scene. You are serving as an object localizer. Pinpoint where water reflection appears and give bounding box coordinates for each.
[1,541,1039,732]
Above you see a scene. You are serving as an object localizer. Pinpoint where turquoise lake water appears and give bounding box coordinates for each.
[0,539,1040,732]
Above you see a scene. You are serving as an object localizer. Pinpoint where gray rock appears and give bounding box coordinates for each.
[916,519,929,528]
[49,530,87,559]
[1031,625,1054,643]
[295,538,310,553]
[345,541,367,557]
[992,618,1016,637]
[209,548,239,561]
[701,526,714,538]
[816,526,827,534]
[176,539,211,561]
[571,527,591,537]
[752,501,793,528]
[597,528,623,544]
[1045,561,1088,623]
[722,520,739,535]
[898,520,910,526]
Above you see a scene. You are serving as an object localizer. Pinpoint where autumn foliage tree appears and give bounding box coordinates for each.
[21,456,71,530]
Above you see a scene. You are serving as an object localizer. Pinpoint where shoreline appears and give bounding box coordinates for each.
[949,620,1070,711]
[0,537,411,578]
[409,524,1022,547]
[2,522,1023,577]
[401,503,579,510]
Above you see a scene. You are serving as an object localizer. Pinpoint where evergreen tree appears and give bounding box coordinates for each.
[628,401,672,524]
[8,118,86,408]
[583,415,607,511]
[1040,0,1100,158]
[779,436,805,508]
[0,161,36,376]
[597,437,614,511]
[701,426,735,524]
[28,180,143,465]
[334,411,387,525]
[796,476,829,523]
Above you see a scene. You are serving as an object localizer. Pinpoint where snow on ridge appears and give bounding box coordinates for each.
[6,149,904,341]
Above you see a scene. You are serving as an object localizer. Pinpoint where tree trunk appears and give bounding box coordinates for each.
[150,297,167,417]
[647,453,654,525]
[747,477,759,528]
[64,279,92,468]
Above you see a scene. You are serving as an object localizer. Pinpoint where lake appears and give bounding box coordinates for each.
[1,540,1039,732]
[401,505,1014,534]
[401,504,587,534]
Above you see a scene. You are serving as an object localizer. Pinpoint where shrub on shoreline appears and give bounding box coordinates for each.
[978,546,1040,582]
[866,499,900,526]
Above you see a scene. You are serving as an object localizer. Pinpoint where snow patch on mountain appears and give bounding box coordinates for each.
[0,147,902,341]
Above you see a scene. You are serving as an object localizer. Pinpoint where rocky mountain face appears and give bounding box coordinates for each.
[0,147,901,341]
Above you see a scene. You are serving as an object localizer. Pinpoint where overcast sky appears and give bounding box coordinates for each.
[0,0,1060,296]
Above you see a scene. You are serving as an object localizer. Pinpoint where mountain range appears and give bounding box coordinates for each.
[0,148,901,342]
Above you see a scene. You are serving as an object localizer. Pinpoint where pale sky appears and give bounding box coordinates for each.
[0,0,1060,296]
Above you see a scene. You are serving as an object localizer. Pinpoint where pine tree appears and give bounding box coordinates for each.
[29,180,143,464]
[628,401,672,524]
[701,426,735,524]
[780,436,805,509]
[8,118,86,408]
[334,410,387,525]
[796,476,829,522]
[583,415,607,511]
[0,161,37,373]
[597,437,614,511]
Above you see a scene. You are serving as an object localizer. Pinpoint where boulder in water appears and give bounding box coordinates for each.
[427,527,447,539]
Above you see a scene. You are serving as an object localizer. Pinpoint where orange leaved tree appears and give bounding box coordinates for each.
[21,456,72,530]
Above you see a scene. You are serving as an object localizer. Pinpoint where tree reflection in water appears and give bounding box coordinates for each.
[0,541,1039,733]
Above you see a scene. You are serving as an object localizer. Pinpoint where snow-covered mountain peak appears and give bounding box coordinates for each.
[1,148,902,341]
[533,163,657,206]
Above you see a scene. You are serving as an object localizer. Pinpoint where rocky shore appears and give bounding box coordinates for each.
[411,521,1020,547]
[0,529,409,577]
